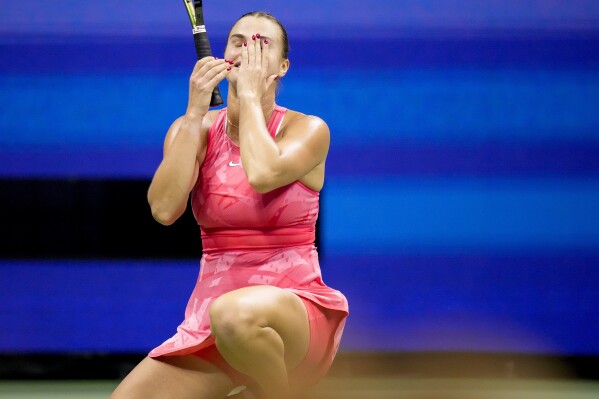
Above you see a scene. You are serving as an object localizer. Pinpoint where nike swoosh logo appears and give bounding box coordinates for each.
[228,160,242,167]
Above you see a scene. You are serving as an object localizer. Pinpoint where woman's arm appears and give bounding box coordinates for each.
[147,114,211,225]
[236,36,329,193]
[147,56,230,225]
[238,95,330,193]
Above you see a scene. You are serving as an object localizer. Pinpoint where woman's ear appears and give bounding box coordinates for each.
[278,59,290,78]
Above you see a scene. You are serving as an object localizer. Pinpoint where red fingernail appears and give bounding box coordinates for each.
[264,39,268,44]
[228,60,234,64]
[227,67,232,71]
[252,35,256,40]
[256,33,261,38]
[243,42,247,46]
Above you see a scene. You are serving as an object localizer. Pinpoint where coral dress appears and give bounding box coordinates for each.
[149,105,348,382]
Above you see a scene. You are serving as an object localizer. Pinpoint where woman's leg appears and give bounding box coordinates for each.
[208,285,311,399]
[109,354,234,399]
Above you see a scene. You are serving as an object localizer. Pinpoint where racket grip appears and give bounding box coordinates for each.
[193,31,224,107]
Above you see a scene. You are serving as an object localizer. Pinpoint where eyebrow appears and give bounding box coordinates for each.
[230,33,273,42]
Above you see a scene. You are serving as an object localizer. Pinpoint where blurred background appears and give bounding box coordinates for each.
[1,0,599,397]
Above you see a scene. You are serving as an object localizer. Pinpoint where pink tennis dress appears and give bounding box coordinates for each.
[149,105,349,385]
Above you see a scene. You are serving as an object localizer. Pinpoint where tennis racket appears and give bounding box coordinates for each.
[183,0,224,107]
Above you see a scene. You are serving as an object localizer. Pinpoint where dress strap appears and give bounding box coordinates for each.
[267,105,287,138]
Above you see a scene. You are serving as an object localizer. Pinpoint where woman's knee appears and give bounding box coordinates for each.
[209,291,264,344]
[208,287,309,365]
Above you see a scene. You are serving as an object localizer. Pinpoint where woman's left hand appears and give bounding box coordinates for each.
[236,33,278,99]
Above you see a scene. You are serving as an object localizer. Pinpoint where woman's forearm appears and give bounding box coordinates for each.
[238,95,281,191]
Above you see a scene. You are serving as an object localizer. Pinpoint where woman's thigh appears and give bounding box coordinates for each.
[110,355,234,399]
[209,285,310,371]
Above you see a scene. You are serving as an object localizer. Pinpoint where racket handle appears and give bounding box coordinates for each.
[193,31,224,107]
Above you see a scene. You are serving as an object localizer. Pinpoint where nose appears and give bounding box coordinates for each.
[226,50,241,64]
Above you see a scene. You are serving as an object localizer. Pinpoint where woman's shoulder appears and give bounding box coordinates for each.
[165,110,224,147]
[282,108,329,132]
[277,108,330,153]
[170,109,223,132]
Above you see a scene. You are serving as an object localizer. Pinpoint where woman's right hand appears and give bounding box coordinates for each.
[186,56,232,120]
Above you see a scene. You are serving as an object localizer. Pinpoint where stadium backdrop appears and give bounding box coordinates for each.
[1,1,598,356]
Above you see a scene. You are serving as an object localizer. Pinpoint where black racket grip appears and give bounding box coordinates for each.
[193,31,224,107]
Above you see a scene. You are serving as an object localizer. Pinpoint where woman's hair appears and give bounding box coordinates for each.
[229,11,289,59]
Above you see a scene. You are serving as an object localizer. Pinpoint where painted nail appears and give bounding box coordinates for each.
[243,42,247,46]
[227,67,232,71]
[214,56,218,60]
[256,33,261,38]
[252,35,256,40]
[264,39,268,44]
[228,60,234,64]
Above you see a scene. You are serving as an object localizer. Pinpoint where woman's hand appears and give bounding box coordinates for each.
[186,56,231,120]
[236,33,279,99]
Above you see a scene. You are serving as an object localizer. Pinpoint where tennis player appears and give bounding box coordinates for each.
[110,11,348,399]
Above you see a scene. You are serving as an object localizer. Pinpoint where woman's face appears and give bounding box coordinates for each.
[224,16,289,85]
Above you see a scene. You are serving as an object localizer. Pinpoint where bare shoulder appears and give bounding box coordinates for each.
[163,110,220,152]
[166,110,220,139]
[283,109,329,129]
[279,109,330,141]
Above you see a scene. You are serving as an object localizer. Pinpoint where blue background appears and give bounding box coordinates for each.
[1,1,598,355]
